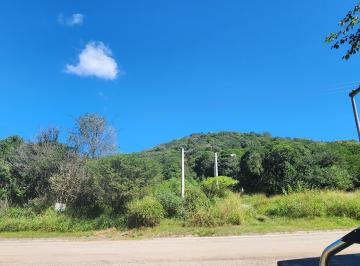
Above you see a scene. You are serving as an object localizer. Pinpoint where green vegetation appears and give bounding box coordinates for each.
[127,197,164,228]
[263,191,360,219]
[326,3,360,60]
[0,208,124,232]
[201,176,238,198]
[1,113,360,237]
[1,191,360,238]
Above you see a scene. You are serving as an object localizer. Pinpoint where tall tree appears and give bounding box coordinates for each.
[326,4,360,60]
[49,154,92,205]
[37,127,60,144]
[68,113,117,158]
[11,129,67,204]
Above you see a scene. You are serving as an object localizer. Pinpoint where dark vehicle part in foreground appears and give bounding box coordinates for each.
[319,227,360,266]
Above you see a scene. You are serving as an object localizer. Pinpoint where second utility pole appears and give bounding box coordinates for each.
[214,152,219,187]
[181,148,185,198]
[349,87,360,142]
[214,152,218,177]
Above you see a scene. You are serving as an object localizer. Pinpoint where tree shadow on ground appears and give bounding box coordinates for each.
[278,254,360,266]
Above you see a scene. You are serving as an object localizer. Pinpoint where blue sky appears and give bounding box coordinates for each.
[0,0,360,152]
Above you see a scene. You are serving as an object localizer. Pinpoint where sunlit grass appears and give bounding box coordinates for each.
[1,191,360,239]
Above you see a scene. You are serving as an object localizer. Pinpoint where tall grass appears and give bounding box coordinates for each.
[0,208,124,232]
[2,190,360,233]
[186,193,245,227]
[261,190,360,219]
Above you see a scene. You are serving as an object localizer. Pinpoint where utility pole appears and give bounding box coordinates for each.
[181,148,185,198]
[349,87,360,142]
[214,152,218,177]
[214,152,219,187]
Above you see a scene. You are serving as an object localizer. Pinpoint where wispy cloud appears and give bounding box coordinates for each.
[65,42,119,80]
[97,91,109,101]
[58,13,84,27]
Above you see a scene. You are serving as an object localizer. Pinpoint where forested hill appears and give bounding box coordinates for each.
[138,131,360,194]
[143,132,272,155]
[1,129,360,211]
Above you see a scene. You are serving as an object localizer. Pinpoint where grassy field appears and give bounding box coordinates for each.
[0,217,357,239]
[1,190,360,239]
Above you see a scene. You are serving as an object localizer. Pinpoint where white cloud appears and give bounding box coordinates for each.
[58,13,84,26]
[65,42,119,80]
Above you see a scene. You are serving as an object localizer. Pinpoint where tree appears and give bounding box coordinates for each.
[88,154,162,213]
[36,127,60,144]
[218,152,239,178]
[191,151,214,180]
[239,149,264,192]
[261,143,312,194]
[0,136,23,161]
[326,4,360,60]
[10,130,68,205]
[49,154,92,205]
[0,159,12,201]
[68,113,117,158]
[158,152,181,180]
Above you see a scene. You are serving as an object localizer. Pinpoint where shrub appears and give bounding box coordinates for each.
[88,154,162,214]
[127,197,164,228]
[186,206,222,227]
[154,189,184,218]
[24,196,52,214]
[214,193,245,225]
[201,176,238,198]
[186,193,245,227]
[92,214,125,229]
[183,186,210,213]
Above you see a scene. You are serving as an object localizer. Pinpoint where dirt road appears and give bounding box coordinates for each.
[0,231,359,266]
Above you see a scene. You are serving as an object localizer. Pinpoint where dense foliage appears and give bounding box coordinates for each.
[126,197,164,227]
[201,176,238,198]
[326,3,360,60]
[141,132,360,195]
[0,114,360,230]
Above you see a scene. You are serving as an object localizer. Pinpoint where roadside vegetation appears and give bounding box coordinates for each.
[1,189,360,238]
[0,113,360,237]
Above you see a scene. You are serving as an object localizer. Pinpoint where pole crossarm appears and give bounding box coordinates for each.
[349,86,360,98]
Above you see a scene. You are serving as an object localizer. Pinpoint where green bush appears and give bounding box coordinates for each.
[201,176,238,198]
[186,193,245,227]
[186,206,222,227]
[154,189,184,218]
[24,196,52,214]
[215,193,245,225]
[183,186,210,213]
[92,214,125,229]
[88,154,162,214]
[127,197,164,228]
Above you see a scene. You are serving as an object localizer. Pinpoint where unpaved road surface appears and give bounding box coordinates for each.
[0,231,360,266]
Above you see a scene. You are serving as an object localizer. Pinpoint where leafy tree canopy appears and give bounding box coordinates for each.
[326,4,360,59]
